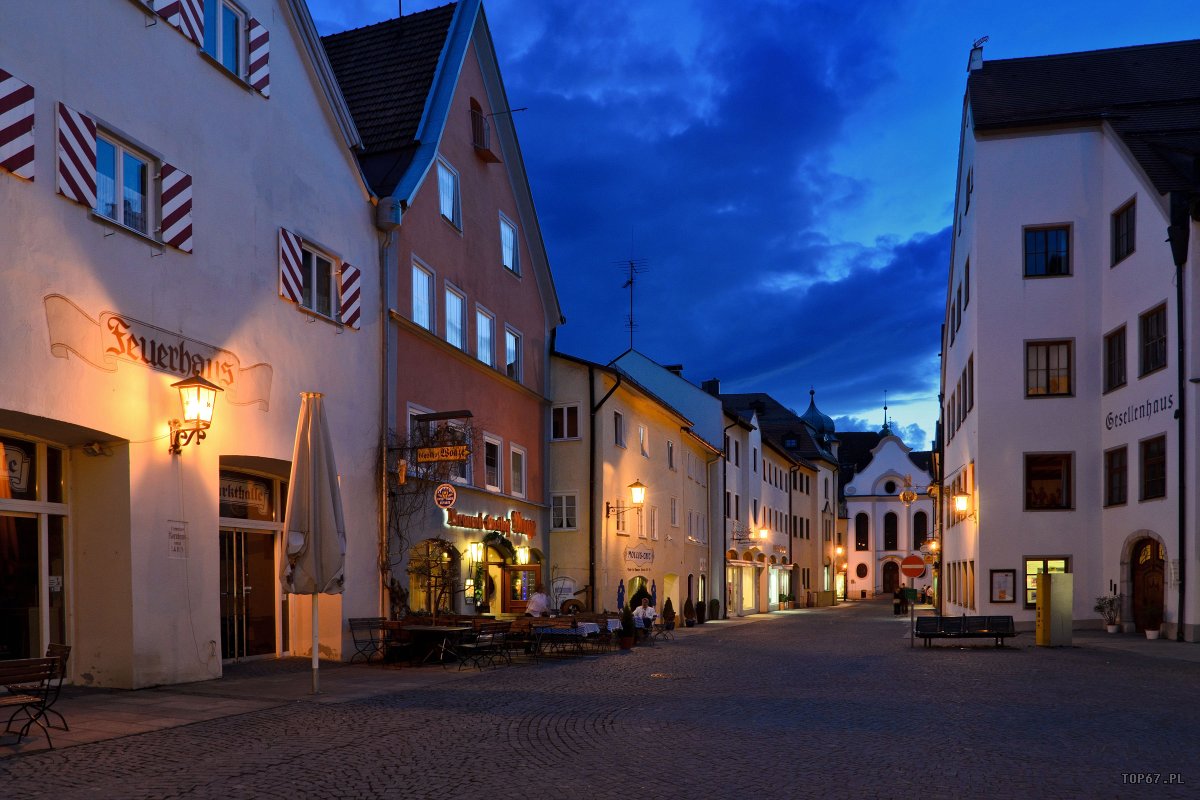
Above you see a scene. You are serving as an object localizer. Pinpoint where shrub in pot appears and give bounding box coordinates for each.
[1094,594,1120,633]
[661,597,676,630]
[709,598,721,621]
[683,597,696,628]
[695,599,706,624]
[619,606,636,649]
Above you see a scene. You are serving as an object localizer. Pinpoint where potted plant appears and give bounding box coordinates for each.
[779,592,791,610]
[1094,594,1120,633]
[1143,608,1163,640]
[683,597,696,627]
[695,599,706,624]
[709,598,721,621]
[661,597,676,631]
[618,606,636,650]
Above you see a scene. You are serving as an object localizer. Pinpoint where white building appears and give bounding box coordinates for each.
[841,429,935,600]
[0,0,381,685]
[942,40,1200,639]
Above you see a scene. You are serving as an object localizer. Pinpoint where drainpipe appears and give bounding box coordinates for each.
[376,197,402,616]
[589,368,623,611]
[721,420,738,618]
[1167,190,1191,641]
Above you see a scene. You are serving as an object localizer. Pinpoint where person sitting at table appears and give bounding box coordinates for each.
[632,597,657,639]
[525,584,551,617]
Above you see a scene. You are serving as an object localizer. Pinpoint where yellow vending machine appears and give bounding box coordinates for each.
[1035,572,1073,646]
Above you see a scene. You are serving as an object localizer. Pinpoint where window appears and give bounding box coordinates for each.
[505,328,522,380]
[752,448,758,473]
[1104,446,1127,507]
[734,494,740,521]
[1139,304,1167,376]
[510,445,526,498]
[437,159,461,228]
[446,422,470,484]
[734,441,740,466]
[551,405,580,440]
[483,437,501,492]
[551,493,577,529]
[667,441,676,471]
[95,135,151,235]
[412,264,433,330]
[670,497,679,527]
[1140,435,1166,501]
[614,412,626,447]
[649,506,658,540]
[1104,327,1126,393]
[639,426,648,457]
[614,501,627,534]
[854,513,868,551]
[964,260,970,307]
[724,491,730,519]
[445,286,466,348]
[883,512,898,550]
[1025,453,1072,510]
[500,215,520,275]
[299,246,336,318]
[1026,341,1072,396]
[913,512,928,547]
[1112,200,1135,265]
[752,498,759,524]
[476,308,495,366]
[204,0,246,76]
[1024,557,1069,608]
[967,355,975,411]
[1024,226,1070,277]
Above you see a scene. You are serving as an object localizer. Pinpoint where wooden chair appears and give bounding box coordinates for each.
[0,657,59,748]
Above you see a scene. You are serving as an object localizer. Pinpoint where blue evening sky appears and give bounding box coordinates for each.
[308,0,1199,449]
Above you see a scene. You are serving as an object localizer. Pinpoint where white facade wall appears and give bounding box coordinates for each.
[0,1,380,686]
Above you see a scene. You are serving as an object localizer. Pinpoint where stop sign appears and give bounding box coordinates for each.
[901,555,926,578]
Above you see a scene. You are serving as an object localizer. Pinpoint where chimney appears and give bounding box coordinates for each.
[968,36,988,72]
[701,378,721,396]
[664,364,684,377]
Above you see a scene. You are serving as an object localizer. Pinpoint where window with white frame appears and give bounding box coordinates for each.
[639,425,648,457]
[412,264,433,330]
[686,510,693,540]
[476,308,495,366]
[667,441,675,470]
[500,214,520,275]
[445,285,466,348]
[510,445,526,498]
[95,134,152,235]
[614,411,626,447]
[505,327,522,381]
[483,436,501,492]
[204,0,246,77]
[670,497,679,527]
[614,500,627,534]
[551,405,580,440]
[446,422,470,484]
[649,506,658,540]
[299,245,337,319]
[437,159,461,228]
[551,493,577,529]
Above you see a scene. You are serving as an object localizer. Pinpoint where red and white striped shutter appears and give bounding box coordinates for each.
[160,163,193,253]
[248,18,270,98]
[153,0,204,47]
[0,68,35,181]
[339,263,362,329]
[56,103,96,208]
[279,228,303,303]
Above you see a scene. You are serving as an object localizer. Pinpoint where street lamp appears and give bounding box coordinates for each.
[606,479,648,518]
[168,374,223,455]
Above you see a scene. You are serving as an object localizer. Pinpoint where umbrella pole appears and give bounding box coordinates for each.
[312,593,320,694]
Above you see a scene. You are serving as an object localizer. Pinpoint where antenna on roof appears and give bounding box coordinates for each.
[617,239,648,349]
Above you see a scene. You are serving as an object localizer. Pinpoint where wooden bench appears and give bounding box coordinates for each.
[348,617,388,663]
[914,615,1018,647]
[1,657,59,748]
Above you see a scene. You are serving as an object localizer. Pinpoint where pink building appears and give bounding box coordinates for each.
[325,0,562,617]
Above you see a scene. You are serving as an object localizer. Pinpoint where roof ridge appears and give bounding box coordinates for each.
[985,37,1200,66]
[321,3,456,42]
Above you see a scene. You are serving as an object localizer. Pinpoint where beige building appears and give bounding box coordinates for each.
[549,354,719,618]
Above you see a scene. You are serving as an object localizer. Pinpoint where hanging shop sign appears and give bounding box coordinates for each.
[433,483,457,508]
[417,445,470,463]
[43,294,272,409]
[445,508,537,537]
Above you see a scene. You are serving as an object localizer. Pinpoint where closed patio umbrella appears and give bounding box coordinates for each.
[281,392,346,693]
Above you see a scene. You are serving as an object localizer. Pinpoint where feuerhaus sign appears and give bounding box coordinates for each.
[43,294,272,409]
[1105,393,1174,431]
[444,509,537,537]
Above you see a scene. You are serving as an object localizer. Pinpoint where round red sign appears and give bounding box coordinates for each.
[433,483,457,509]
[901,555,926,578]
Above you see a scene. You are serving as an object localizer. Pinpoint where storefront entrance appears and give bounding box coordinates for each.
[219,529,281,661]
[882,561,900,593]
[1130,538,1165,633]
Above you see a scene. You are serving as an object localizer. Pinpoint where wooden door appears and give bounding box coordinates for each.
[882,561,899,593]
[1130,538,1165,632]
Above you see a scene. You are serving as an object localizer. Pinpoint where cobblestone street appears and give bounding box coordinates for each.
[3,601,1197,799]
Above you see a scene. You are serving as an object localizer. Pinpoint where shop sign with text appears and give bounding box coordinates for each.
[445,508,536,538]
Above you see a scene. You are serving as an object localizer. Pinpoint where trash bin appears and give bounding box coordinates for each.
[861,590,867,599]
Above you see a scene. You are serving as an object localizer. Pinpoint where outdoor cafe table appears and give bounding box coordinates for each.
[398,625,472,665]
[533,623,600,658]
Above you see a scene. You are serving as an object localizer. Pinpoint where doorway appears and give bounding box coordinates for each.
[1130,538,1165,632]
[219,529,280,660]
[882,561,900,593]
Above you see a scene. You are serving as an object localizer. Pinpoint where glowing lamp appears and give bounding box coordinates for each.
[168,374,223,455]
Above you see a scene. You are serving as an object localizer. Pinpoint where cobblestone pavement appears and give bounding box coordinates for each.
[3,600,1197,799]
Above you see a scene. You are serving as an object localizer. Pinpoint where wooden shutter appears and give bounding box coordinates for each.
[0,68,35,180]
[248,18,270,98]
[339,263,362,329]
[153,0,204,46]
[279,228,303,303]
[56,103,96,207]
[160,163,193,253]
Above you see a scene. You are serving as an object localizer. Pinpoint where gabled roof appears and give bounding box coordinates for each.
[720,392,837,465]
[969,39,1200,195]
[837,431,932,500]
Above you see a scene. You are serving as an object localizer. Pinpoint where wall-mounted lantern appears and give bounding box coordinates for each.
[168,375,223,455]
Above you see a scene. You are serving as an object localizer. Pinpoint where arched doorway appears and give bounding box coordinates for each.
[882,561,900,593]
[1130,538,1165,632]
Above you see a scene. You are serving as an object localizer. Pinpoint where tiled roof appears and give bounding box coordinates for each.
[322,4,457,193]
[969,39,1200,194]
[720,392,838,464]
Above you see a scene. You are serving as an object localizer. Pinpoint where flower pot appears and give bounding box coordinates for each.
[1105,624,1119,634]
[685,619,695,628]
[1145,628,1160,640]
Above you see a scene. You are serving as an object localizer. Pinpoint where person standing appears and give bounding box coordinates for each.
[526,584,551,617]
